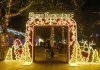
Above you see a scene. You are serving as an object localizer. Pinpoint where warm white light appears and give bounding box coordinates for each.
[5,48,13,61]
[13,39,23,60]
[21,41,32,63]
[39,38,44,43]
[26,12,77,66]
[0,26,25,36]
[29,12,74,19]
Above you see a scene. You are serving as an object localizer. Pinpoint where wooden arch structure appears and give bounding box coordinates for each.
[26,12,77,65]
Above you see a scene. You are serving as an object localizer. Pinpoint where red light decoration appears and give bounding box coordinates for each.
[26,12,77,65]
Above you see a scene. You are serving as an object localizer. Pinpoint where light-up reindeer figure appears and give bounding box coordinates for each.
[80,40,95,62]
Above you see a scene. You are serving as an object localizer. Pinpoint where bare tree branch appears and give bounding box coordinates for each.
[10,0,20,7]
[10,1,33,17]
[73,0,78,7]
[72,0,88,13]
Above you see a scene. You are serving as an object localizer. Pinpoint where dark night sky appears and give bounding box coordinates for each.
[9,0,100,35]
[9,15,28,32]
[74,0,100,35]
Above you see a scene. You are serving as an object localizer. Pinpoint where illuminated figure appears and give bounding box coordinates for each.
[13,39,23,60]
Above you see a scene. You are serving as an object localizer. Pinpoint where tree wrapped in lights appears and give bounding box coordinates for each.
[50,27,54,48]
[21,41,32,62]
[70,42,83,63]
[0,0,32,60]
[92,49,100,62]
[5,48,13,61]
[77,42,83,62]
[70,43,77,63]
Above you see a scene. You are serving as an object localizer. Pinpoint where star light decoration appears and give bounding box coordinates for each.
[26,12,77,65]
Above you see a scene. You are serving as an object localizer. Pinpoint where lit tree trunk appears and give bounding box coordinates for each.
[62,27,64,44]
[50,27,54,48]
[0,0,32,60]
[0,0,12,60]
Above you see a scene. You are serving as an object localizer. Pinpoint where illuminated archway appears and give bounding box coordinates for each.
[26,12,77,65]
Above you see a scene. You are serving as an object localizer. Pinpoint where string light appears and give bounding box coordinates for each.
[5,39,32,64]
[4,12,100,66]
[5,48,13,61]
[12,39,23,60]
[21,41,32,62]
[4,12,78,66]
[29,12,74,19]
[26,12,77,66]
[77,40,100,63]
[0,26,25,36]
